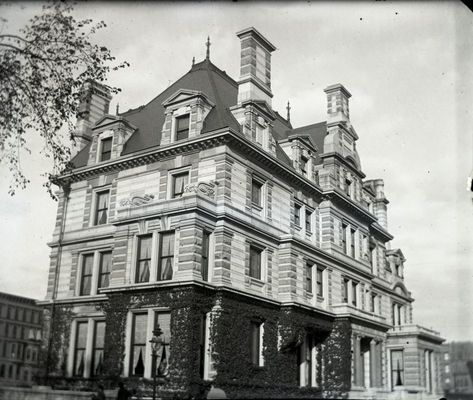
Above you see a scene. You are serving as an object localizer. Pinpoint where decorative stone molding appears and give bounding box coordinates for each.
[184,180,218,199]
[119,194,155,208]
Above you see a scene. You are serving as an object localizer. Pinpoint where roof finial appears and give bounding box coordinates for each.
[192,56,195,66]
[286,101,291,123]
[205,36,211,60]
[116,102,120,116]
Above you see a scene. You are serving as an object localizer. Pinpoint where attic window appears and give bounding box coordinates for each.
[100,137,112,162]
[175,114,190,141]
[300,156,308,177]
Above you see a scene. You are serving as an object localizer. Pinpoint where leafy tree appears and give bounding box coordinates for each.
[0,1,128,197]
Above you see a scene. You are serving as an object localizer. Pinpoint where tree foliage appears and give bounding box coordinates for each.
[0,1,128,197]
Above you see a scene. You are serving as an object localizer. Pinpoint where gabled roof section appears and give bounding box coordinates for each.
[92,114,138,131]
[162,89,215,108]
[121,59,241,155]
[286,122,327,164]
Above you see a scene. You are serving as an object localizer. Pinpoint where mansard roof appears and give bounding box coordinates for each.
[70,58,329,170]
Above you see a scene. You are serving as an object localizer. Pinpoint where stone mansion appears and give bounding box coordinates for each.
[39,27,444,398]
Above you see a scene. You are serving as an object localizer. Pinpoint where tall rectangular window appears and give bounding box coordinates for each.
[79,254,94,296]
[201,231,210,281]
[94,190,110,225]
[351,281,358,307]
[136,235,152,283]
[350,229,356,258]
[306,263,313,294]
[316,268,324,297]
[98,251,112,289]
[172,172,189,198]
[345,179,352,198]
[73,322,88,376]
[251,178,263,206]
[299,334,316,387]
[91,321,105,376]
[158,232,175,281]
[175,114,190,141]
[249,321,263,366]
[342,278,349,303]
[305,210,312,232]
[391,350,404,388]
[249,245,262,280]
[294,204,301,227]
[342,224,348,253]
[130,313,147,377]
[154,312,171,376]
[371,293,377,313]
[300,156,308,176]
[100,137,112,162]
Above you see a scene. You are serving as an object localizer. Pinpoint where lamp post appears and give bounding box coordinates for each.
[149,325,164,400]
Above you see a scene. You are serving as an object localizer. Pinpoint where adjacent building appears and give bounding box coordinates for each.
[0,292,42,386]
[39,27,444,398]
[441,342,473,397]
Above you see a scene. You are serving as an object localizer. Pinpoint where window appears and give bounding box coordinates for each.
[305,210,312,232]
[299,333,317,387]
[158,232,175,281]
[94,190,110,225]
[342,278,349,303]
[249,245,262,280]
[300,156,308,177]
[249,321,263,366]
[251,178,263,207]
[98,251,112,289]
[371,293,377,313]
[306,263,313,294]
[391,350,404,388]
[73,322,88,376]
[316,268,324,297]
[345,179,352,198]
[99,137,112,162]
[351,281,358,307]
[172,172,189,198]
[91,321,105,376]
[342,224,348,253]
[130,313,147,377]
[79,254,94,296]
[136,235,152,283]
[175,114,190,141]
[154,312,171,377]
[201,231,210,281]
[350,229,356,258]
[294,204,301,227]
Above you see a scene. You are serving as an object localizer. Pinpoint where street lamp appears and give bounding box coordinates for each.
[149,324,164,400]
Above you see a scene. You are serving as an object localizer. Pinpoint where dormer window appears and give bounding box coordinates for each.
[300,156,308,177]
[99,137,112,162]
[345,179,352,198]
[175,114,190,141]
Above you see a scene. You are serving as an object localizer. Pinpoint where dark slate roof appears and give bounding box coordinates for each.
[70,58,325,170]
[121,59,241,155]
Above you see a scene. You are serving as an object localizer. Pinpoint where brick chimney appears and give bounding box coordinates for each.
[236,27,276,107]
[324,83,351,126]
[72,80,112,157]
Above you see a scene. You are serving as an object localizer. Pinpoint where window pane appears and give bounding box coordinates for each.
[95,191,109,225]
[154,312,171,377]
[99,251,112,288]
[136,236,152,283]
[80,255,94,296]
[250,322,260,365]
[100,138,112,161]
[131,313,147,376]
[249,247,261,280]
[173,173,189,198]
[159,232,174,281]
[391,350,404,386]
[251,180,261,205]
[74,322,88,376]
[306,264,312,293]
[316,268,323,297]
[92,321,105,376]
[201,232,210,281]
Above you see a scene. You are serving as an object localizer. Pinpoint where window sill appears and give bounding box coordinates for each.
[251,203,263,211]
[246,276,265,288]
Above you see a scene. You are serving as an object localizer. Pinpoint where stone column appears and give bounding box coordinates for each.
[355,336,363,386]
[370,340,377,387]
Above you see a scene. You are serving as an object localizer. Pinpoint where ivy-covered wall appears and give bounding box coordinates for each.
[41,286,353,398]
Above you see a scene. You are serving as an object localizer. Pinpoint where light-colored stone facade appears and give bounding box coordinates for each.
[39,27,444,399]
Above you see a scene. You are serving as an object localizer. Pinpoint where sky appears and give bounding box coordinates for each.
[0,1,472,342]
